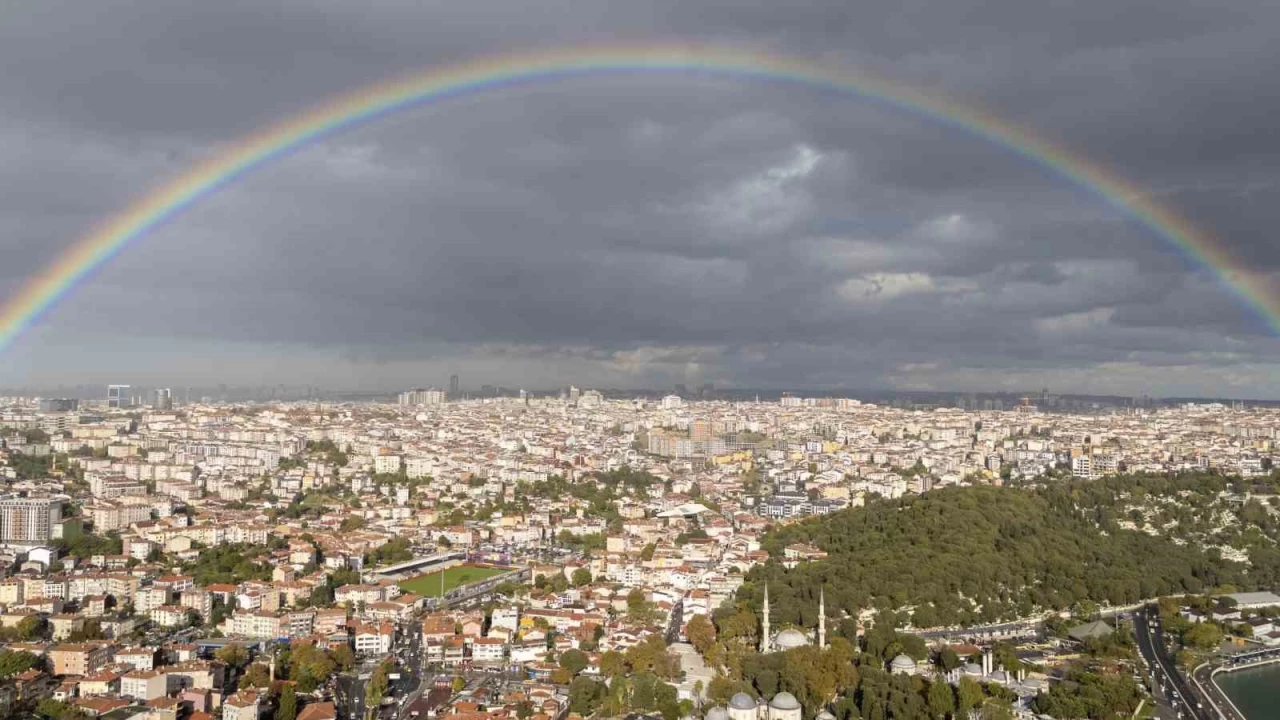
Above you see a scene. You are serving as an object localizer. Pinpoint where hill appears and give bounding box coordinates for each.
[746,475,1275,628]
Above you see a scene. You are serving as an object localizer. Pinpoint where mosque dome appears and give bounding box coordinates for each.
[729,693,757,711]
[706,707,730,720]
[774,628,809,650]
[962,663,984,676]
[815,711,837,720]
[769,693,801,711]
[890,654,917,672]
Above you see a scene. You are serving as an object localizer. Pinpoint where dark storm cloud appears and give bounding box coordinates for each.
[2,0,1280,395]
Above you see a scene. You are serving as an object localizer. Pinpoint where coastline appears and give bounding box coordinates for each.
[1209,655,1280,720]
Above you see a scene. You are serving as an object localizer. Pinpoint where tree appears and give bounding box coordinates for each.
[329,644,355,671]
[640,543,656,561]
[215,643,250,670]
[451,676,466,693]
[627,635,676,678]
[568,676,606,716]
[707,676,744,707]
[1183,622,1223,650]
[289,642,338,692]
[366,659,396,717]
[242,664,271,688]
[750,478,1261,628]
[17,615,47,641]
[571,567,593,587]
[600,650,627,679]
[550,668,573,685]
[602,677,630,717]
[982,698,1014,720]
[36,699,89,720]
[926,680,955,720]
[957,677,983,715]
[277,684,298,720]
[688,614,717,656]
[937,647,961,672]
[0,649,41,678]
[560,648,589,675]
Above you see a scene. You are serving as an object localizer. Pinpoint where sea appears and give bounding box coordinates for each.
[1215,663,1280,720]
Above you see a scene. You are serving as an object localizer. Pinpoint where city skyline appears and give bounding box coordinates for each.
[2,4,1277,719]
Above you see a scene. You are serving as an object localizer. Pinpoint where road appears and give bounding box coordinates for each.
[1133,604,1213,720]
[915,619,1042,642]
[335,624,424,720]
[1189,646,1280,720]
[393,619,427,720]
[665,598,683,645]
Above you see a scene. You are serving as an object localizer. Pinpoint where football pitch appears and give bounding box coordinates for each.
[397,564,510,597]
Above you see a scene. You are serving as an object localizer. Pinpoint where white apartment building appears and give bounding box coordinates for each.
[0,496,61,544]
[374,455,402,474]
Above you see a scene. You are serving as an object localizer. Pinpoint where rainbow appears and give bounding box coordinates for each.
[0,43,1273,355]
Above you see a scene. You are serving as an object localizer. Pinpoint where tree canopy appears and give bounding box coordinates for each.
[752,476,1258,627]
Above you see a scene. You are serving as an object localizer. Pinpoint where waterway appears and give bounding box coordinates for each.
[1215,663,1280,720]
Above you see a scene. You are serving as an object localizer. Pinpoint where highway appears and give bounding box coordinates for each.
[1133,604,1213,720]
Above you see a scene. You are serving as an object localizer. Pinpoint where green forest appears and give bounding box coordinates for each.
[749,474,1273,628]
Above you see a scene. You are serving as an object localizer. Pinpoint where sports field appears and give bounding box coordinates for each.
[397,564,510,598]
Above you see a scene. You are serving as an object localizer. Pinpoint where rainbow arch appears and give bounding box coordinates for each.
[0,43,1272,354]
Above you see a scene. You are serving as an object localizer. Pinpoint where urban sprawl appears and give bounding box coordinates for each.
[0,386,1277,720]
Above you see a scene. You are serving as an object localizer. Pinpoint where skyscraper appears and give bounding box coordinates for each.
[153,388,173,410]
[449,374,460,397]
[107,385,129,409]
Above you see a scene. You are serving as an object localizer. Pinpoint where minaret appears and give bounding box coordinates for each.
[818,586,826,649]
[760,586,771,653]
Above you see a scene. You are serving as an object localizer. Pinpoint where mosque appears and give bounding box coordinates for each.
[758,586,826,653]
[701,691,810,720]
[702,586,1045,720]
[700,587,830,720]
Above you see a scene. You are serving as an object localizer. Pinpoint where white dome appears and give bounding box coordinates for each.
[706,708,730,720]
[815,711,836,720]
[962,663,983,676]
[890,654,916,670]
[769,693,801,711]
[774,628,809,649]
[729,693,757,711]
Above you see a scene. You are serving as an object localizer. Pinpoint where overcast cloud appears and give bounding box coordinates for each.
[3,0,1280,396]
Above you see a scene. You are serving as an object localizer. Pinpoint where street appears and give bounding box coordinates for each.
[1133,604,1212,720]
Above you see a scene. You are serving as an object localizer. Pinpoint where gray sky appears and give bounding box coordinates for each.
[2,0,1280,396]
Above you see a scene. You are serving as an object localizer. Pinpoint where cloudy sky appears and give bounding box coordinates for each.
[3,0,1280,396]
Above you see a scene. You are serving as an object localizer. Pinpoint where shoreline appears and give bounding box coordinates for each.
[1209,656,1280,720]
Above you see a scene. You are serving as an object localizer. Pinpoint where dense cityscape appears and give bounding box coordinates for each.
[0,384,1276,720]
[3,0,1280,717]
